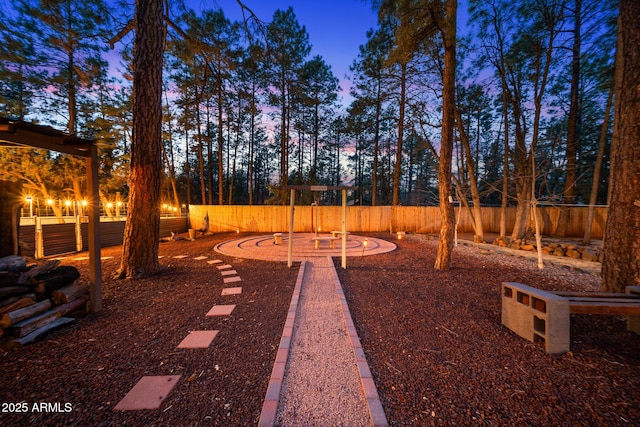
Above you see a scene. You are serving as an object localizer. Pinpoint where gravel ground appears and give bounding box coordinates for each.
[276,256,370,427]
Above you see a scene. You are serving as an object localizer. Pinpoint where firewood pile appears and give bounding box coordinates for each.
[0,255,89,350]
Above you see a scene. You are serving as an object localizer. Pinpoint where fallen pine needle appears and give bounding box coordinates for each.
[439,325,458,337]
[385,361,401,373]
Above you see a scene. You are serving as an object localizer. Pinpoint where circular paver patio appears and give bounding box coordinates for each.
[214,232,396,261]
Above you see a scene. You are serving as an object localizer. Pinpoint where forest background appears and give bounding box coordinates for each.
[0,0,617,244]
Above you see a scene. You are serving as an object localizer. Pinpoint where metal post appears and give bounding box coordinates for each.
[34,216,44,259]
[75,215,83,252]
[287,189,295,268]
[341,189,347,269]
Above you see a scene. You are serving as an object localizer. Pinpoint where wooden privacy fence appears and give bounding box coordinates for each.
[188,205,607,239]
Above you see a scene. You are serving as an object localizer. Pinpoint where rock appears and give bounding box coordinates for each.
[510,242,521,250]
[496,238,508,247]
[581,248,600,262]
[541,247,552,255]
[566,249,582,259]
[553,247,566,257]
[521,244,536,251]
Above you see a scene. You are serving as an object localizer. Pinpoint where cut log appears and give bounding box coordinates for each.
[0,299,51,329]
[2,317,74,349]
[53,296,88,317]
[0,271,20,287]
[0,294,36,313]
[18,260,60,285]
[0,286,30,298]
[0,255,27,272]
[10,310,59,338]
[52,282,88,305]
[31,266,80,298]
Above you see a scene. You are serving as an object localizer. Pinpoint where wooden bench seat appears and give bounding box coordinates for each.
[331,230,351,239]
[502,283,640,354]
[553,290,640,315]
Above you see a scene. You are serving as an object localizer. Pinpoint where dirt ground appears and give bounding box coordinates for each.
[338,234,640,426]
[1,232,639,426]
[1,233,298,426]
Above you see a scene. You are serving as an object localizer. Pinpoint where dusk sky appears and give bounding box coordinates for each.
[190,0,380,104]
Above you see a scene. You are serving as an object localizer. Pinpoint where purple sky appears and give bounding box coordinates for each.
[188,0,380,105]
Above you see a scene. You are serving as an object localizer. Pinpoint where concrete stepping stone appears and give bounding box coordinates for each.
[177,330,219,349]
[207,259,223,264]
[206,305,236,316]
[221,287,242,296]
[193,256,208,261]
[220,270,238,276]
[223,276,242,284]
[216,264,233,270]
[114,375,181,410]
[172,255,188,259]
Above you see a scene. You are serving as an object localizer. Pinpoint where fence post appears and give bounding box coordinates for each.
[75,215,83,252]
[35,216,44,258]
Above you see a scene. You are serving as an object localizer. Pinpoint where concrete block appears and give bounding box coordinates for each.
[501,282,570,354]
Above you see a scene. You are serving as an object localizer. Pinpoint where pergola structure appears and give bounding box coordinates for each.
[283,185,357,269]
[0,117,102,312]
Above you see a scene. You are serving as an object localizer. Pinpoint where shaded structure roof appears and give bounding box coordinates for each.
[0,116,102,312]
[0,117,94,157]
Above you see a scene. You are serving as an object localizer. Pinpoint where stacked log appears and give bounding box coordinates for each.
[0,255,89,349]
[493,237,604,262]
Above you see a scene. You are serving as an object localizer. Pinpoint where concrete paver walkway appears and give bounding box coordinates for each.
[216,234,392,426]
[275,256,375,426]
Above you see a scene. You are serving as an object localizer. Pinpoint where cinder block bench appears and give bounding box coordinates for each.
[501,282,640,354]
[311,235,339,249]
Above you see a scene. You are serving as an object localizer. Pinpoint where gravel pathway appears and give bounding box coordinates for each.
[276,256,372,426]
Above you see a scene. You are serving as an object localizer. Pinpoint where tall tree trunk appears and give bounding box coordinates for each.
[217,68,224,205]
[163,94,180,208]
[206,103,213,205]
[280,68,288,204]
[184,113,191,206]
[455,107,484,242]
[583,84,613,244]
[509,3,558,241]
[249,85,255,206]
[434,0,457,270]
[602,0,640,292]
[372,80,381,206]
[556,0,582,237]
[228,102,241,204]
[195,88,206,204]
[0,181,22,258]
[117,0,164,279]
[393,63,407,206]
[499,84,510,239]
